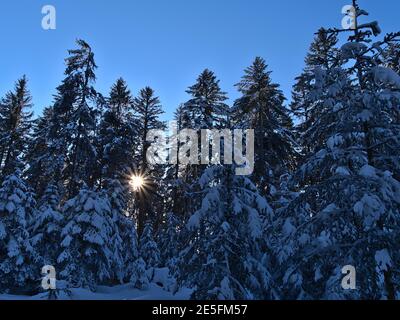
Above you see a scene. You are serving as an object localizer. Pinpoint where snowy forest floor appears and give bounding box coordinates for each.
[0,267,193,300]
[0,283,192,300]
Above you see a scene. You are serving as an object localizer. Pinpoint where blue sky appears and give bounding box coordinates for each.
[0,0,399,120]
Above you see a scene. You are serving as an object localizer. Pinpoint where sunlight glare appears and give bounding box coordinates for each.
[130,175,145,191]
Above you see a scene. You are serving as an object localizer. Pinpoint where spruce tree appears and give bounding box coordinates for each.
[62,40,99,197]
[95,79,140,283]
[104,178,139,283]
[0,172,37,294]
[0,76,33,179]
[30,183,63,268]
[383,42,400,74]
[139,220,160,270]
[97,78,137,188]
[183,69,229,130]
[163,105,191,219]
[177,165,276,300]
[290,29,339,136]
[275,1,400,299]
[31,40,99,199]
[130,257,149,289]
[179,70,230,218]
[57,187,115,290]
[25,107,55,198]
[158,212,181,267]
[232,57,298,199]
[131,87,165,235]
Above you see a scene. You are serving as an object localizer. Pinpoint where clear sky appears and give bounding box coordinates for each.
[0,0,399,120]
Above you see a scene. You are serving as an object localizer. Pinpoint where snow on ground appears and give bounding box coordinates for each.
[0,283,192,300]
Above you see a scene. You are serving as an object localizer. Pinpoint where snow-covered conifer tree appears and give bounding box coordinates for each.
[383,42,400,74]
[57,187,115,290]
[0,172,37,293]
[25,107,57,198]
[62,40,99,197]
[131,87,165,235]
[30,40,100,199]
[163,105,192,220]
[30,183,63,268]
[178,70,231,219]
[275,1,400,299]
[130,257,149,290]
[232,57,298,200]
[158,212,181,267]
[0,76,33,179]
[104,178,139,283]
[97,78,138,188]
[183,69,229,130]
[290,29,339,140]
[139,220,160,270]
[177,165,277,300]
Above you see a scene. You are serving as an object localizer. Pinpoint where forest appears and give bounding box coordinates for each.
[0,0,400,299]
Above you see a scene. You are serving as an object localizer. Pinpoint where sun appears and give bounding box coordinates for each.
[130,175,145,191]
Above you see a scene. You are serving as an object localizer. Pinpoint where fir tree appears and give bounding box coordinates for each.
[183,69,229,130]
[131,87,165,235]
[158,212,181,267]
[32,40,100,199]
[275,1,400,299]
[163,105,191,219]
[0,76,33,179]
[57,187,115,291]
[132,86,165,168]
[104,178,139,283]
[139,220,160,270]
[383,42,400,74]
[62,40,99,197]
[97,78,137,188]
[24,107,55,198]
[0,172,37,294]
[290,29,339,136]
[30,183,63,268]
[130,257,149,290]
[43,76,80,194]
[177,165,276,300]
[179,70,230,218]
[109,77,134,115]
[232,57,298,199]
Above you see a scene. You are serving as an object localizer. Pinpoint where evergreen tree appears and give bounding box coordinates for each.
[104,178,139,283]
[139,220,160,269]
[383,42,400,74]
[131,87,165,235]
[25,107,55,198]
[177,165,276,300]
[290,29,339,135]
[130,257,149,289]
[57,187,115,290]
[232,57,298,199]
[275,1,400,299]
[109,77,134,114]
[30,40,99,200]
[158,212,181,267]
[163,105,191,219]
[95,79,140,284]
[132,86,165,168]
[0,76,33,179]
[183,69,229,130]
[62,40,99,197]
[30,183,63,268]
[0,172,37,293]
[179,70,230,218]
[97,78,137,188]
